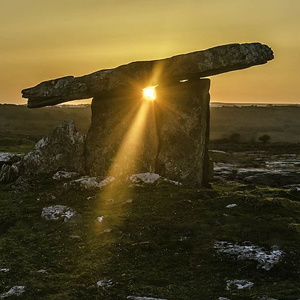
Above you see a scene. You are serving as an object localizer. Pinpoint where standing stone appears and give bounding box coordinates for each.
[86,79,210,186]
[86,92,158,177]
[155,79,210,186]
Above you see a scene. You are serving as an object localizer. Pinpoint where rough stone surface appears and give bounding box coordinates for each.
[0,153,22,168]
[155,80,210,186]
[52,171,79,180]
[70,176,115,190]
[22,43,273,108]
[20,119,85,175]
[41,205,77,222]
[226,279,254,290]
[0,164,19,183]
[0,286,25,299]
[86,92,158,177]
[214,241,284,270]
[86,80,210,186]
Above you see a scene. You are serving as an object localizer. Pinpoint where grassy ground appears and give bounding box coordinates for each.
[1,177,300,299]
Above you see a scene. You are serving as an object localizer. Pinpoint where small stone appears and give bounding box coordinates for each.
[41,205,77,222]
[226,279,253,290]
[0,268,10,273]
[97,216,104,223]
[52,171,79,180]
[226,204,237,208]
[96,279,113,288]
[0,286,25,298]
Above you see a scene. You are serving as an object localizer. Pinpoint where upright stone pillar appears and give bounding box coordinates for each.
[155,79,210,186]
[86,92,158,177]
[86,78,210,187]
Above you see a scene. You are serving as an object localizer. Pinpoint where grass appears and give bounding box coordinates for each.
[1,178,300,299]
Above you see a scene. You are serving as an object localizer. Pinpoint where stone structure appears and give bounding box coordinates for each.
[21,42,274,186]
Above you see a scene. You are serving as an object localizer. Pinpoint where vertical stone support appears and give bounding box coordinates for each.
[86,78,210,186]
[155,79,210,186]
[86,92,158,177]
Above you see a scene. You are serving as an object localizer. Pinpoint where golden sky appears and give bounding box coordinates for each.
[1,0,300,104]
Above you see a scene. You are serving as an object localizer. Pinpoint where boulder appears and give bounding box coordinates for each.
[21,119,85,175]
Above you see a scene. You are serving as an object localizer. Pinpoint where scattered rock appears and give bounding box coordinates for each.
[0,153,22,168]
[96,279,114,288]
[226,279,253,290]
[0,164,19,183]
[21,120,85,175]
[218,298,230,300]
[226,204,237,209]
[0,286,25,299]
[214,241,284,270]
[71,176,115,190]
[41,205,77,222]
[0,268,10,273]
[97,216,104,223]
[52,171,79,180]
[129,173,181,186]
[37,269,47,274]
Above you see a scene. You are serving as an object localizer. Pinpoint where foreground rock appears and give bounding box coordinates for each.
[0,153,22,168]
[129,173,181,186]
[0,164,19,183]
[41,205,77,222]
[22,43,273,108]
[214,241,284,270]
[70,176,115,190]
[0,286,25,299]
[21,119,85,175]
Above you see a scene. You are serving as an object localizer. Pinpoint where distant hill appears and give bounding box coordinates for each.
[0,103,300,144]
[210,105,300,143]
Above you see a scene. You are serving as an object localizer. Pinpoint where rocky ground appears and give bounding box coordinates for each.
[1,145,300,299]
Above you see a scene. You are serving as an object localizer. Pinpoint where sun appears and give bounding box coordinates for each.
[143,85,157,101]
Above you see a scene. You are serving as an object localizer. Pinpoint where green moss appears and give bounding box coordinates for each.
[1,181,300,299]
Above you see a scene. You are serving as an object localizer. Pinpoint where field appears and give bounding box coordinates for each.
[1,104,300,299]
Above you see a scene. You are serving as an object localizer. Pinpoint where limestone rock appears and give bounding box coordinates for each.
[52,171,80,180]
[22,43,273,108]
[70,176,115,190]
[0,286,25,299]
[21,119,85,175]
[41,205,77,222]
[0,164,19,183]
[214,241,284,270]
[0,153,22,168]
[226,279,254,290]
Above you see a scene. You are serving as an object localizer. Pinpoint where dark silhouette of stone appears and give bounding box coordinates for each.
[85,79,210,186]
[22,43,273,108]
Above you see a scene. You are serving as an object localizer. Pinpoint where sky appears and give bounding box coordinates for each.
[1,0,300,105]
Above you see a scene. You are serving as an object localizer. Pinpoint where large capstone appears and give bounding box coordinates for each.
[86,79,210,186]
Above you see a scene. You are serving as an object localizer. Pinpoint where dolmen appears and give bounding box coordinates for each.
[22,43,274,187]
